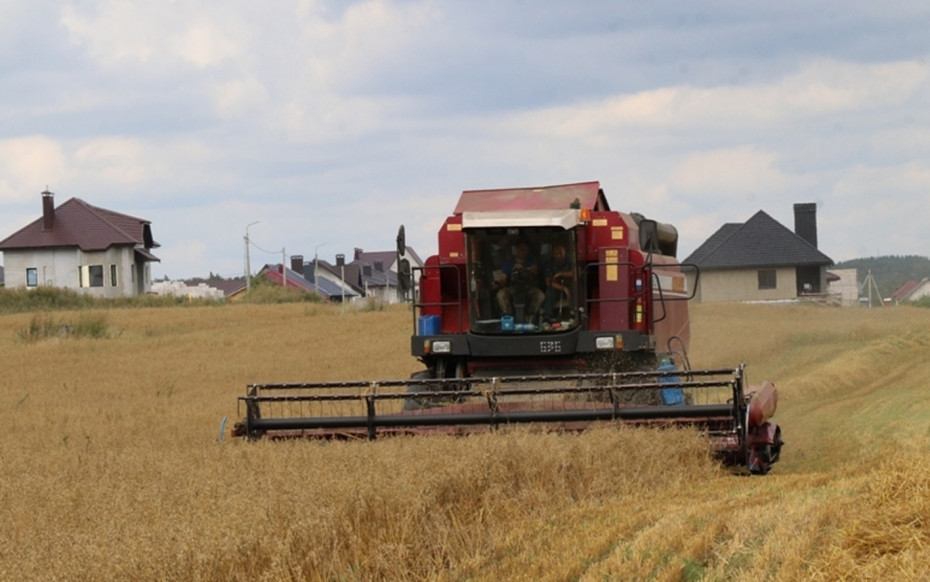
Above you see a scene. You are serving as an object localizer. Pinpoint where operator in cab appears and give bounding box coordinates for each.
[494,240,545,320]
[543,242,574,319]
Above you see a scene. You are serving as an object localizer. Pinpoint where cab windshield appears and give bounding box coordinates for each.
[466,227,578,334]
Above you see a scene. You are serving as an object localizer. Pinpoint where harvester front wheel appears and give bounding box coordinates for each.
[402,370,437,411]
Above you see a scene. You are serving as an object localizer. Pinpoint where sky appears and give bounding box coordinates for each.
[2,1,929,280]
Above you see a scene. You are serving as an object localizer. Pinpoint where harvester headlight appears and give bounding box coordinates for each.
[595,336,615,350]
[431,340,452,354]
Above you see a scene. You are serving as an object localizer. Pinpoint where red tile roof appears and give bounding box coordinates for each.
[891,280,919,302]
[0,196,159,253]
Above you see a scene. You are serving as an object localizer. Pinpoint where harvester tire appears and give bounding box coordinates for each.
[402,371,436,411]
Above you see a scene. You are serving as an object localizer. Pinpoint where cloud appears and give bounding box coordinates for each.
[0,136,66,202]
[667,146,790,198]
[213,77,270,119]
[61,2,245,69]
[3,2,930,278]
[73,138,151,186]
[505,59,929,139]
[777,60,927,114]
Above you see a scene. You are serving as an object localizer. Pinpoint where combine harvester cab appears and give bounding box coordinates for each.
[234,182,783,475]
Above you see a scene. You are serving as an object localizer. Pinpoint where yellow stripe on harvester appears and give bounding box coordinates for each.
[605,249,618,282]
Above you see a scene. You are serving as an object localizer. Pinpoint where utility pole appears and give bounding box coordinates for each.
[244,221,260,292]
[859,269,884,307]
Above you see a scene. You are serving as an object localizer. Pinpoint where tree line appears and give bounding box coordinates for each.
[833,255,930,298]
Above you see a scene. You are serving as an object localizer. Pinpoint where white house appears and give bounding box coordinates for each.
[684,203,834,303]
[0,191,160,297]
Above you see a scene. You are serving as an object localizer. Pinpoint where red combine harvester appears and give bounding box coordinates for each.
[234,181,783,474]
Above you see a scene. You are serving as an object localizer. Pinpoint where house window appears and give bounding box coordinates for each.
[110,265,118,287]
[758,269,776,290]
[26,268,38,288]
[80,265,105,288]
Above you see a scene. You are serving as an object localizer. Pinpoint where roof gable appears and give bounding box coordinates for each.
[307,261,365,297]
[259,264,319,294]
[891,279,919,302]
[684,210,833,269]
[355,250,396,270]
[0,197,159,252]
[355,246,424,269]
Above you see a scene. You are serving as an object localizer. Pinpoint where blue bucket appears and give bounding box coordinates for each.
[418,315,440,335]
[658,361,685,406]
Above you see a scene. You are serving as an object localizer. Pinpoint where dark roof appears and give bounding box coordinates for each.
[308,261,365,295]
[355,249,396,269]
[268,263,362,299]
[0,197,159,255]
[684,210,833,269]
[355,246,423,268]
[359,264,398,289]
[259,264,318,294]
[352,249,398,289]
[301,264,360,298]
[310,275,348,298]
[199,279,247,297]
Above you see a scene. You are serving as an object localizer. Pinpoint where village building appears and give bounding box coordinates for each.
[684,203,834,303]
[891,278,930,304]
[0,191,159,297]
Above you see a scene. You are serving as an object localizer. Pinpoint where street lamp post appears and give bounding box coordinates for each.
[244,221,260,292]
[313,242,327,291]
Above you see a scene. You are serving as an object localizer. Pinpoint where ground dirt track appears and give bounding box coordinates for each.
[1,301,929,581]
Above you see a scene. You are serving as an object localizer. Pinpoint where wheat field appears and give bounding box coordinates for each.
[1,301,929,581]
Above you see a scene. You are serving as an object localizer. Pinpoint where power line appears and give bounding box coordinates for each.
[249,238,292,259]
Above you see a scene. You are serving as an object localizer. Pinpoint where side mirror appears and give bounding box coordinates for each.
[396,225,406,258]
[398,258,411,295]
[396,225,410,301]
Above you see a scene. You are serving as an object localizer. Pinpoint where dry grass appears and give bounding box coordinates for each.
[1,302,930,580]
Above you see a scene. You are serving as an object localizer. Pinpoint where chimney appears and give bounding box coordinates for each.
[793,203,818,248]
[336,253,345,267]
[354,247,363,261]
[291,254,304,275]
[42,190,55,230]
